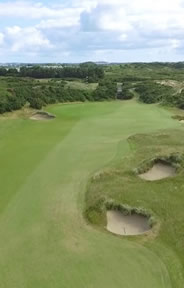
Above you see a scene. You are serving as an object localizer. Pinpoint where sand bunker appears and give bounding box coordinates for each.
[30,111,55,120]
[139,162,176,181]
[172,115,184,122]
[107,210,150,236]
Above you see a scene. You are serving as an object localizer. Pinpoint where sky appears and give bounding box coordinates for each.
[0,0,184,63]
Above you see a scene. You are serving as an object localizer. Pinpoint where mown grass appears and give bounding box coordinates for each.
[0,100,183,288]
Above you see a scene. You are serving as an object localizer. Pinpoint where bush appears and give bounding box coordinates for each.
[117,88,134,100]
[93,80,116,101]
[29,97,44,109]
[136,82,174,104]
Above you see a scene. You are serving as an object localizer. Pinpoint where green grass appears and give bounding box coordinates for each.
[0,100,183,287]
[65,80,98,90]
[36,78,98,91]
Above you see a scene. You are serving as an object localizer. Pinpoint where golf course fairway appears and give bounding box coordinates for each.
[0,100,183,288]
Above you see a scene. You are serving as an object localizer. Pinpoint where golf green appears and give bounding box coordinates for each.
[0,100,181,288]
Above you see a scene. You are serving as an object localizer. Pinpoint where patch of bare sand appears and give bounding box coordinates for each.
[157,80,184,94]
[180,120,184,123]
[30,112,55,120]
[139,162,176,181]
[107,210,150,236]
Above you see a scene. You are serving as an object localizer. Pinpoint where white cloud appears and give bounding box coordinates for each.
[6,26,52,52]
[72,0,97,11]
[0,33,4,45]
[0,1,69,18]
[84,0,184,34]
[98,7,132,31]
[38,10,81,29]
[119,34,128,42]
[1,0,184,62]
[169,39,181,49]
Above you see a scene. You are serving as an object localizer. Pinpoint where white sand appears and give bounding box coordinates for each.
[139,162,176,181]
[30,112,55,121]
[107,210,150,236]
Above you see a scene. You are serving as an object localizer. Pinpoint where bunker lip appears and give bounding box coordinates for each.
[106,210,150,236]
[30,111,55,120]
[139,161,176,181]
[172,115,184,122]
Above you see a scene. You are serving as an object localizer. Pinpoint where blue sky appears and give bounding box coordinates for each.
[0,0,184,62]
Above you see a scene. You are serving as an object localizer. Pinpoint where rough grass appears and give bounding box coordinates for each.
[0,100,182,288]
[65,80,98,90]
[86,129,184,287]
[0,106,36,119]
[36,78,98,90]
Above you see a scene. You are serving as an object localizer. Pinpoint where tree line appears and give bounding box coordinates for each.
[1,75,184,115]
[0,77,116,113]
[0,63,104,83]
